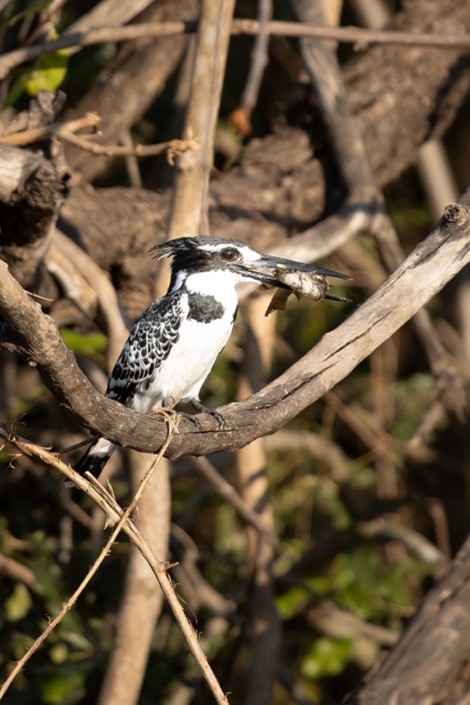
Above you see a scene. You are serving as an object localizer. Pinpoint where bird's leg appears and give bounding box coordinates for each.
[188,398,226,429]
[146,405,181,434]
[152,399,204,431]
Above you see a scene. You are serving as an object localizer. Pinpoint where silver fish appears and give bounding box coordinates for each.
[265,265,350,316]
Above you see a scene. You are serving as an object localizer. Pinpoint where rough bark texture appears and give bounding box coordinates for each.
[2,192,469,461]
[348,532,470,705]
[345,0,470,187]
[56,0,470,317]
[0,139,69,290]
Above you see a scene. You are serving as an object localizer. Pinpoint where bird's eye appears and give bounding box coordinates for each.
[220,247,240,261]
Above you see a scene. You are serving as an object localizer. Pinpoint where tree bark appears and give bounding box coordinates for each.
[0,142,69,291]
[64,0,198,182]
[348,533,470,705]
[1,191,469,460]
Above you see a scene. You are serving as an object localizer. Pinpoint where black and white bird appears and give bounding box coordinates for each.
[74,236,347,481]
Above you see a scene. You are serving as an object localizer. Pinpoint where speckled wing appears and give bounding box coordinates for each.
[106,293,183,405]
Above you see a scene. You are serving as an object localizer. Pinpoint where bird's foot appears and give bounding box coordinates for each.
[178,411,204,429]
[189,399,226,430]
[146,406,181,434]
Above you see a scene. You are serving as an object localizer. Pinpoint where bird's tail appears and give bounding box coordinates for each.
[73,437,117,481]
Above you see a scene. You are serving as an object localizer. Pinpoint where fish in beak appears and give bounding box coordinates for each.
[231,253,351,315]
[233,252,349,287]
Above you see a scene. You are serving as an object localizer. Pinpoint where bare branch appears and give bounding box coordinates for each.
[190,456,278,544]
[0,195,469,459]
[1,19,469,79]
[0,113,100,146]
[0,428,230,705]
[347,532,470,705]
[167,0,236,238]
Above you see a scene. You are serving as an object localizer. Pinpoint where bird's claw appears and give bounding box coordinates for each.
[188,400,226,430]
[179,411,204,430]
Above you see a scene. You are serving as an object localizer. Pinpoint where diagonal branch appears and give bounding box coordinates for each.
[0,425,175,700]
[0,427,229,705]
[0,193,469,460]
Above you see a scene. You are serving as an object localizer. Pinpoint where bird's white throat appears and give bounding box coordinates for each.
[183,269,240,310]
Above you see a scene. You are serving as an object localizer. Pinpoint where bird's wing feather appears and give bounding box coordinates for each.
[106,293,184,404]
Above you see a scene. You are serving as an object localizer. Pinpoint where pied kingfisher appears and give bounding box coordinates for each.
[74,236,347,481]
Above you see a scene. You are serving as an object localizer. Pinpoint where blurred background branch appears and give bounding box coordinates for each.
[0,0,468,702]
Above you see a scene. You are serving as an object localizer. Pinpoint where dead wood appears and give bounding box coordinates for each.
[0,137,69,291]
[64,0,198,182]
[348,531,470,705]
[1,190,468,461]
[52,0,470,316]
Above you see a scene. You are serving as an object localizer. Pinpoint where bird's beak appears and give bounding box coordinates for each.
[233,253,349,287]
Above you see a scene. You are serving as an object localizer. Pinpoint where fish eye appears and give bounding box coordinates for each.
[220,247,240,261]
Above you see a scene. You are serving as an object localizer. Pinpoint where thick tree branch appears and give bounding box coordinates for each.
[348,531,470,705]
[0,142,69,289]
[0,193,469,460]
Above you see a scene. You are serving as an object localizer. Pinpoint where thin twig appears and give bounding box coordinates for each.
[0,426,230,705]
[233,0,272,135]
[0,113,100,145]
[0,423,176,700]
[0,19,468,79]
[190,456,278,544]
[59,130,199,160]
[0,114,199,163]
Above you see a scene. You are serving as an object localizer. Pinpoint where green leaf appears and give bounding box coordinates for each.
[4,50,69,106]
[4,583,33,621]
[276,586,309,620]
[60,329,107,358]
[41,668,85,704]
[301,637,353,679]
[24,51,69,96]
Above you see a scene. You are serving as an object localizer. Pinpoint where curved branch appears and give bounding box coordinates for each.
[0,194,469,460]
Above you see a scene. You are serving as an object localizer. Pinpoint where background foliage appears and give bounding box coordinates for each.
[0,1,469,704]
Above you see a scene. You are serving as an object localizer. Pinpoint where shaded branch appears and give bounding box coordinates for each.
[0,428,229,705]
[0,143,69,289]
[1,19,469,79]
[347,532,470,705]
[0,195,469,460]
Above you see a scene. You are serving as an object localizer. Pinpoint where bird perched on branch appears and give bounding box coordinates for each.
[73,236,348,482]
